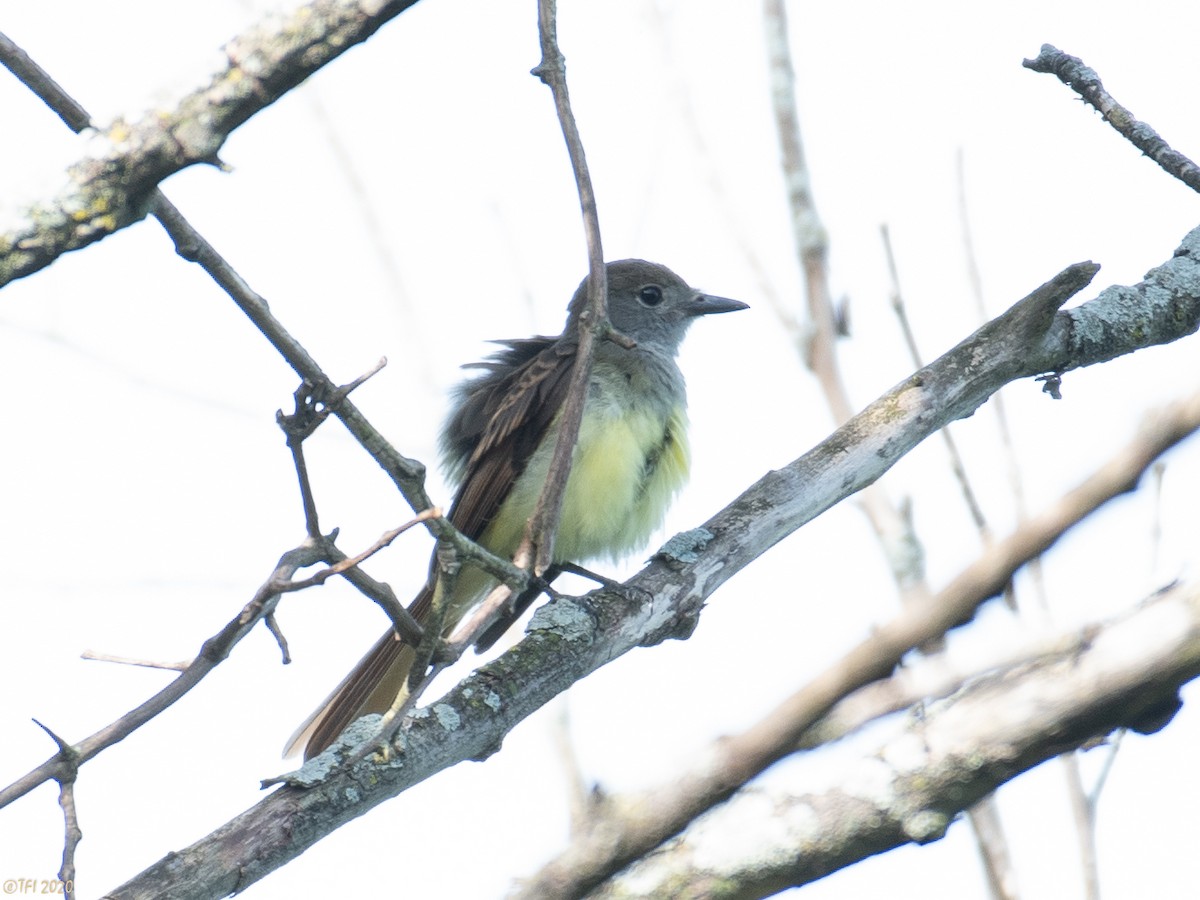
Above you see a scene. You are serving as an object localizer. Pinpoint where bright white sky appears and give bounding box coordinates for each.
[1,1,1199,897]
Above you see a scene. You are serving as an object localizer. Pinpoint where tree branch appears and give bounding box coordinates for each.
[0,538,329,810]
[524,0,608,576]
[518,374,1200,897]
[0,0,424,286]
[1024,44,1200,194]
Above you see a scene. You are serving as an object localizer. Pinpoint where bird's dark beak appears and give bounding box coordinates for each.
[687,293,749,317]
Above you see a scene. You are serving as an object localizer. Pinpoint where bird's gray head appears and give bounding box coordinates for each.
[566,259,747,353]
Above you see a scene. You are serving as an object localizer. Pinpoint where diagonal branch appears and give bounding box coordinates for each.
[0,0,424,286]
[1024,44,1200,194]
[0,537,330,811]
[519,377,1200,898]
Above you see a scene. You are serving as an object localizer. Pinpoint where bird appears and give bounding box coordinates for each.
[286,259,746,759]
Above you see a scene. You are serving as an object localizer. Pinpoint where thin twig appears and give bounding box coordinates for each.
[1089,730,1123,807]
[286,510,441,592]
[881,223,993,541]
[0,539,328,810]
[967,797,1019,900]
[525,0,608,577]
[957,150,1041,612]
[29,721,81,900]
[762,0,935,627]
[1061,753,1101,900]
[1149,461,1166,583]
[79,651,190,672]
[797,623,1095,748]
[407,538,461,690]
[1024,45,1200,194]
[328,549,426,647]
[550,703,592,837]
[762,0,833,383]
[57,777,81,900]
[281,383,327,538]
[264,612,292,665]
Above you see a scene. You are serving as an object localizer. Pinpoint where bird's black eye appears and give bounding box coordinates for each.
[638,285,664,307]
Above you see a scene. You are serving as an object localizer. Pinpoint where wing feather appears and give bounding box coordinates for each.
[442,336,577,540]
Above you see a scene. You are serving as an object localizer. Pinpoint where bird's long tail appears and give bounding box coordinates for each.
[284,586,432,760]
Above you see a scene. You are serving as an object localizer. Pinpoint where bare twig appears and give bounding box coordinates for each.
[1024,45,1200,194]
[797,624,1093,748]
[31,721,82,900]
[762,0,938,629]
[156,197,439,522]
[525,0,608,577]
[287,511,441,592]
[1061,752,1101,900]
[264,613,292,665]
[550,703,592,836]
[57,778,81,900]
[79,652,190,672]
[282,385,327,538]
[762,0,832,383]
[277,359,389,534]
[0,538,328,810]
[881,223,993,541]
[1089,730,1123,806]
[968,796,1020,900]
[319,543,426,648]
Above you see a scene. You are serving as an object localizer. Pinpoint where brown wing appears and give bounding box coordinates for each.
[444,336,577,541]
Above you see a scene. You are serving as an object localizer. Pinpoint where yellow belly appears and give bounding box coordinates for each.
[480,403,691,565]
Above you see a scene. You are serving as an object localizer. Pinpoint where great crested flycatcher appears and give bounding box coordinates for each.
[287,259,746,759]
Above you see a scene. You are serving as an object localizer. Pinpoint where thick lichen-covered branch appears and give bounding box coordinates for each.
[0,0,421,286]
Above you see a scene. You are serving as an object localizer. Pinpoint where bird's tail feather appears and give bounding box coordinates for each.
[284,586,432,760]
